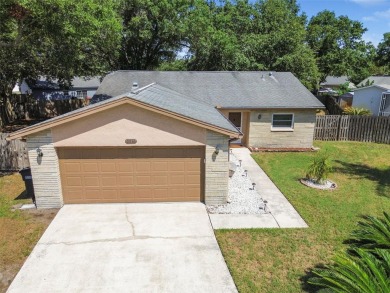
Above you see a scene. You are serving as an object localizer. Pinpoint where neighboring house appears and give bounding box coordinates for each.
[320,76,356,91]
[353,76,390,116]
[94,71,324,149]
[8,71,323,209]
[25,76,101,100]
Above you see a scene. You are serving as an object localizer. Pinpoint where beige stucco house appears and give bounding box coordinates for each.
[9,71,323,209]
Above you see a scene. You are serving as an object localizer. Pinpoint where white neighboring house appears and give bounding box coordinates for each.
[353,77,390,116]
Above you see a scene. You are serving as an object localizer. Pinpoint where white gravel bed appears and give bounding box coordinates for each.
[207,153,266,214]
[300,178,337,190]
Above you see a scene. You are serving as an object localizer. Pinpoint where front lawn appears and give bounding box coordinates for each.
[216,141,390,293]
[0,173,57,293]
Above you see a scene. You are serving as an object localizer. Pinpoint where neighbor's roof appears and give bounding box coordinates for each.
[8,83,240,140]
[320,76,356,88]
[29,76,102,90]
[93,71,324,109]
[358,76,390,89]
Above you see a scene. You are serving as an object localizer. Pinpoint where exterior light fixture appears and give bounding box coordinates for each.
[258,114,262,120]
[36,148,43,157]
[214,145,221,155]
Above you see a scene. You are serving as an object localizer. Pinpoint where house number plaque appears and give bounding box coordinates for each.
[125,139,137,144]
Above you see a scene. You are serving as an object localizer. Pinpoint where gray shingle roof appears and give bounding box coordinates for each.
[13,83,239,136]
[358,76,390,89]
[93,71,324,109]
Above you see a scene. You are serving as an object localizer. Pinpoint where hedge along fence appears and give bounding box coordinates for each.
[0,133,29,171]
[314,115,390,144]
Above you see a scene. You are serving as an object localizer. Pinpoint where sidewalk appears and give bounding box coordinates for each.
[209,148,308,229]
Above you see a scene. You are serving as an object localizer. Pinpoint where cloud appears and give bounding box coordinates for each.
[363,9,390,23]
[350,0,386,4]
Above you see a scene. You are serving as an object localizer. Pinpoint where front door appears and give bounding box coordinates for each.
[228,112,242,144]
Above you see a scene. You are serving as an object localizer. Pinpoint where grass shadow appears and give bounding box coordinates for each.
[334,160,390,198]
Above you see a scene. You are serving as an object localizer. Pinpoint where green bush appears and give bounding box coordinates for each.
[305,153,332,184]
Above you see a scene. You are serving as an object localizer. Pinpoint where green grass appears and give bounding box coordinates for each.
[0,174,57,292]
[215,141,390,293]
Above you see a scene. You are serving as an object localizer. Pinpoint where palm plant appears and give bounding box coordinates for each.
[309,249,390,293]
[308,213,390,293]
[350,212,390,250]
[306,153,332,184]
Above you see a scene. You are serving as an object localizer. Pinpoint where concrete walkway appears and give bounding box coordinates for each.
[209,148,308,229]
[8,203,237,293]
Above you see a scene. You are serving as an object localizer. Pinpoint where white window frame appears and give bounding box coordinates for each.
[271,113,294,131]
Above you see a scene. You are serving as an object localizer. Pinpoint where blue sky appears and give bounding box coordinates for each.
[298,0,390,46]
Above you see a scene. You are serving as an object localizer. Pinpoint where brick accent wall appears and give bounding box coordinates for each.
[248,109,316,148]
[204,131,229,205]
[26,130,63,208]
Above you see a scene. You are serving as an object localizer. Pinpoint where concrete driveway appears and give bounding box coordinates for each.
[8,203,237,293]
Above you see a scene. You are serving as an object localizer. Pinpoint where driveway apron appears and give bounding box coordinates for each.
[7,203,237,293]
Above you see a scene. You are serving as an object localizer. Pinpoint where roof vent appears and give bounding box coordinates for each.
[261,74,265,81]
[132,82,138,90]
[269,72,273,76]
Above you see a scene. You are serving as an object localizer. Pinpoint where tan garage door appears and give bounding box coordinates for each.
[58,147,204,204]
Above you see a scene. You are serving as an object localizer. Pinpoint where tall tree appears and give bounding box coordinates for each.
[376,32,390,75]
[306,10,372,84]
[0,0,121,126]
[119,0,193,70]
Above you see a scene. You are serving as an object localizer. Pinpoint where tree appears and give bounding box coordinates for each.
[376,33,390,74]
[307,10,373,84]
[185,0,319,90]
[118,0,192,70]
[0,0,121,126]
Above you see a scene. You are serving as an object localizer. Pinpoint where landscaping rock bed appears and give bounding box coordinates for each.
[207,153,266,214]
[300,178,337,190]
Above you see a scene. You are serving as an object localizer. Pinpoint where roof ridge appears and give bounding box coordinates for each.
[131,82,156,94]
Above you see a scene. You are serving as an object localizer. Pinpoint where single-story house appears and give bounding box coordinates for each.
[19,77,101,100]
[94,71,324,149]
[353,76,390,116]
[8,71,323,209]
[320,76,356,91]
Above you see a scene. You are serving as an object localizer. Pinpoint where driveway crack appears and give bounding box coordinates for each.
[125,204,136,236]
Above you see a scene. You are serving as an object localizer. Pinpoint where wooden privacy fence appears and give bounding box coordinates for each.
[0,133,29,171]
[315,115,390,144]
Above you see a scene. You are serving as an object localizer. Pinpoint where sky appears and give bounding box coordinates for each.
[298,0,390,46]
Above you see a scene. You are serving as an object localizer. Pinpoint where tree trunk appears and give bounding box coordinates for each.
[0,94,10,128]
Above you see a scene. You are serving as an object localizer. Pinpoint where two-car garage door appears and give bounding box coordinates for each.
[58,147,204,204]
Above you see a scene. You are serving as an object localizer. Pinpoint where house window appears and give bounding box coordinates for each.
[272,114,294,130]
[76,90,87,99]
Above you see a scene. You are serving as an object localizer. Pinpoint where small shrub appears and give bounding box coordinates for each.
[305,153,332,184]
[343,107,371,115]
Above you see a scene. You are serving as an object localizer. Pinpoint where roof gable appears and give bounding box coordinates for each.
[94,71,324,109]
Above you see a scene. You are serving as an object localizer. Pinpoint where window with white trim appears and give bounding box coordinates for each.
[272,114,294,130]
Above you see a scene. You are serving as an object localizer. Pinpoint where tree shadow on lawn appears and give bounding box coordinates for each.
[334,160,390,198]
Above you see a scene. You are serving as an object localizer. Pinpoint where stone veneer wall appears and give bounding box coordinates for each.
[248,109,316,148]
[26,130,63,208]
[204,131,229,205]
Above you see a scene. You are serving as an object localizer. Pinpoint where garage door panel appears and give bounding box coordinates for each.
[117,162,134,172]
[63,162,81,172]
[101,176,117,187]
[118,175,134,186]
[59,147,203,203]
[84,176,99,187]
[83,162,99,172]
[100,162,116,172]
